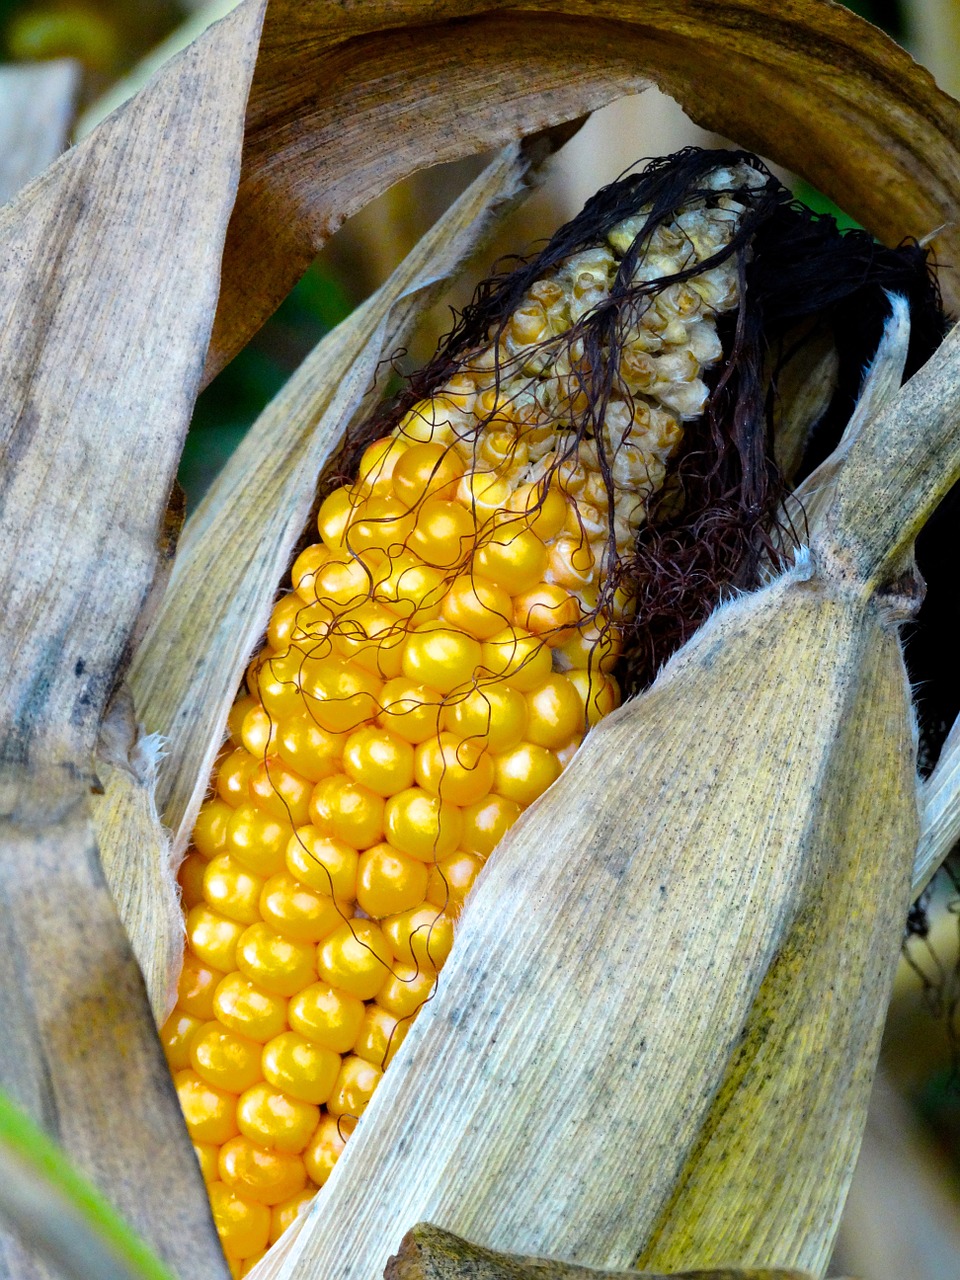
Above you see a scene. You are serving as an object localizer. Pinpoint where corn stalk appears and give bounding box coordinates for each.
[2,2,960,1278]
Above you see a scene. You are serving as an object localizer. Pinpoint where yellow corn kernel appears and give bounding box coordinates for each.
[288,982,363,1054]
[524,674,584,750]
[383,787,463,862]
[307,776,384,850]
[239,703,279,758]
[225,804,291,878]
[441,683,527,754]
[407,499,475,568]
[212,973,288,1044]
[512,582,580,642]
[160,1009,202,1072]
[382,904,454,971]
[203,855,264,926]
[259,873,343,942]
[194,1142,220,1185]
[414,733,494,807]
[356,436,407,495]
[174,1071,239,1146]
[568,666,621,727]
[375,676,443,744]
[208,1182,271,1260]
[326,1055,382,1120]
[460,794,522,858]
[392,441,464,505]
[219,1135,308,1207]
[474,524,547,593]
[376,962,438,1020]
[235,923,317,998]
[236,1083,319,1154]
[317,920,392,1001]
[286,828,359,900]
[269,1184,318,1245]
[492,741,563,808]
[342,726,416,798]
[192,799,233,859]
[303,1114,356,1188]
[275,713,347,783]
[426,851,484,913]
[440,574,513,640]
[177,853,209,912]
[190,1023,263,1094]
[354,1004,409,1069]
[261,1032,341,1105]
[356,843,429,919]
[176,953,221,1021]
[401,622,483,695]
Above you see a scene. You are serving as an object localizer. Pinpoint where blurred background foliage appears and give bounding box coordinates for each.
[2,1,960,1275]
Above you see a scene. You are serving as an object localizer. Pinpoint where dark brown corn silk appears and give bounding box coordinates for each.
[348,147,945,694]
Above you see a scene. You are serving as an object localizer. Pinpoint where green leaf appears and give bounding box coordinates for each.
[0,1091,178,1280]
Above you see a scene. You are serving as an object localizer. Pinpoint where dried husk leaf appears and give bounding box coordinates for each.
[0,5,267,1275]
[102,139,561,1020]
[820,319,960,589]
[788,298,912,539]
[0,61,77,206]
[386,1224,821,1280]
[0,769,225,1280]
[264,549,916,1280]
[638,609,916,1273]
[208,0,960,378]
[93,733,180,1025]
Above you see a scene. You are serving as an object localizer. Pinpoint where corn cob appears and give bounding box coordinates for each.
[160,162,761,1276]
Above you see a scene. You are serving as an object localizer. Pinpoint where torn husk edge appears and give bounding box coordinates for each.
[93,138,571,1021]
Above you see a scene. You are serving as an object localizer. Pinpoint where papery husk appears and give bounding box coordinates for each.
[96,136,566,1021]
[0,5,266,1275]
[385,1225,823,1280]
